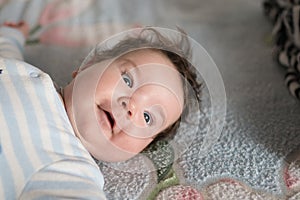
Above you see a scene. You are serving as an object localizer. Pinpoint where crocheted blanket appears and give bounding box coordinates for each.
[1,0,300,199]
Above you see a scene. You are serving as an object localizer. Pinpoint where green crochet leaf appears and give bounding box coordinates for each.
[147,168,179,200]
[142,140,175,182]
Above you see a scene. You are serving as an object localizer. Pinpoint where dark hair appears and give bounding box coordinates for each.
[82,27,202,140]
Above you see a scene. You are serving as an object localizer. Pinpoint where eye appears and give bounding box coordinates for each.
[144,111,152,125]
[122,72,133,88]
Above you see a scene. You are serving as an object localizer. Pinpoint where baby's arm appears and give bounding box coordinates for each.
[0,21,29,61]
[20,160,106,199]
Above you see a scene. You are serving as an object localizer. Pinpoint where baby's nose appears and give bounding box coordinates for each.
[121,101,132,117]
[118,96,135,117]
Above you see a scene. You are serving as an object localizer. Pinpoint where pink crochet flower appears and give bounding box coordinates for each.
[284,161,300,190]
[204,179,275,199]
[27,0,93,45]
[39,0,93,25]
[156,185,203,200]
[39,25,84,47]
[28,0,96,46]
[283,147,300,194]
[27,0,139,46]
[39,23,131,47]
[0,0,8,8]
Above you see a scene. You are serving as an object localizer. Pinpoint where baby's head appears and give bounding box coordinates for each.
[63,28,201,162]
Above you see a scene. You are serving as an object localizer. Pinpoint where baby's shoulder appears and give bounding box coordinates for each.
[0,57,46,77]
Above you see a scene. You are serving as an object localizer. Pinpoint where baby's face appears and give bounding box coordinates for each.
[64,49,184,162]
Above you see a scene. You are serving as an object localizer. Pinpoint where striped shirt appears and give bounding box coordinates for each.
[0,27,106,199]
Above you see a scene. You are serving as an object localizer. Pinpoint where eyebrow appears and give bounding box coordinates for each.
[119,58,137,68]
[155,107,166,126]
[119,57,143,80]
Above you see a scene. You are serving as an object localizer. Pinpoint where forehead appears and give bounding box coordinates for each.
[119,49,176,68]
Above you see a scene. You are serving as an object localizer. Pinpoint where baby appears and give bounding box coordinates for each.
[0,21,201,199]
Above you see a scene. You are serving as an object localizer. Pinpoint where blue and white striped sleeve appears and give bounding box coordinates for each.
[0,26,25,61]
[19,160,107,200]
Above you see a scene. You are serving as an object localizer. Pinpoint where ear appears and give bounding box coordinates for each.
[72,70,78,78]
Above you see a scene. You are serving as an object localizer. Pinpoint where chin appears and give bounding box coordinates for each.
[93,149,137,163]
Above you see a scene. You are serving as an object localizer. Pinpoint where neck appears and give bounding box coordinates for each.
[61,83,79,138]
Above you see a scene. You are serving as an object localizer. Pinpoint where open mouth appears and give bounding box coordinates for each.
[104,110,115,129]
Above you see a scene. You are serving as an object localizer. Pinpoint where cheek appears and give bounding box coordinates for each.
[163,97,183,127]
[95,71,120,99]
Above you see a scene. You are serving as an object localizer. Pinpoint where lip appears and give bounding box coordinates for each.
[105,110,115,129]
[96,105,113,134]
